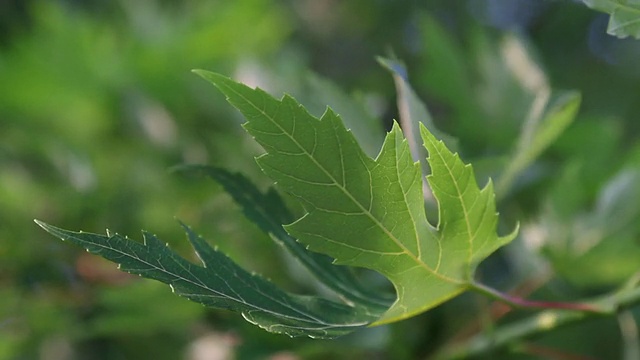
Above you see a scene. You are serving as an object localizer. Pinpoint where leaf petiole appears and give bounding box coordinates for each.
[469,281,609,315]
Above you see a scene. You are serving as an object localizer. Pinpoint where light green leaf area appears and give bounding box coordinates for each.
[582,0,640,39]
[34,220,378,339]
[196,71,517,325]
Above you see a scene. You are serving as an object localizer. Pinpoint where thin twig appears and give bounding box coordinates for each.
[447,271,553,344]
[618,311,640,360]
[469,281,607,314]
[431,280,640,359]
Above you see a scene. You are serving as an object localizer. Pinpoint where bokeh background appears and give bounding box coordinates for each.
[2,0,640,359]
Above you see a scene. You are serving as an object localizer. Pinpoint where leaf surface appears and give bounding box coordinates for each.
[34,220,377,339]
[195,71,516,324]
[176,165,393,310]
[582,0,640,39]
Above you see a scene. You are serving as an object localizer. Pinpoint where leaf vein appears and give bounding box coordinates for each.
[224,85,457,282]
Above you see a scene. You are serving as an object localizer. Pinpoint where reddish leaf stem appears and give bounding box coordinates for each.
[469,281,608,314]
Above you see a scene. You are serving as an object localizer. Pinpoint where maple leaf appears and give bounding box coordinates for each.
[195,71,517,324]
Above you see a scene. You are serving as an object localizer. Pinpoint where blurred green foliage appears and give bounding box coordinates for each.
[2,0,640,359]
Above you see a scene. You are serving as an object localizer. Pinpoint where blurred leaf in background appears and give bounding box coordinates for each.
[540,163,640,288]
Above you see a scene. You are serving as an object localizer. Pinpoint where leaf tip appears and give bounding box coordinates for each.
[192,69,228,85]
[506,221,521,240]
[418,122,435,141]
[389,120,402,132]
[34,219,60,236]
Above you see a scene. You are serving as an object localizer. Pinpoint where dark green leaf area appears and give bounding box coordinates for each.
[34,220,377,339]
[176,165,393,311]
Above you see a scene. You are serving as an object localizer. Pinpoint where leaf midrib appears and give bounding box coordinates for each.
[50,226,360,327]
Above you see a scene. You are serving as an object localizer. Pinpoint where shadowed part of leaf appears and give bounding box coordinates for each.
[174,165,394,311]
[34,219,380,339]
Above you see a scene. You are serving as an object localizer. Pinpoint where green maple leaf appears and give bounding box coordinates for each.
[195,71,516,324]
